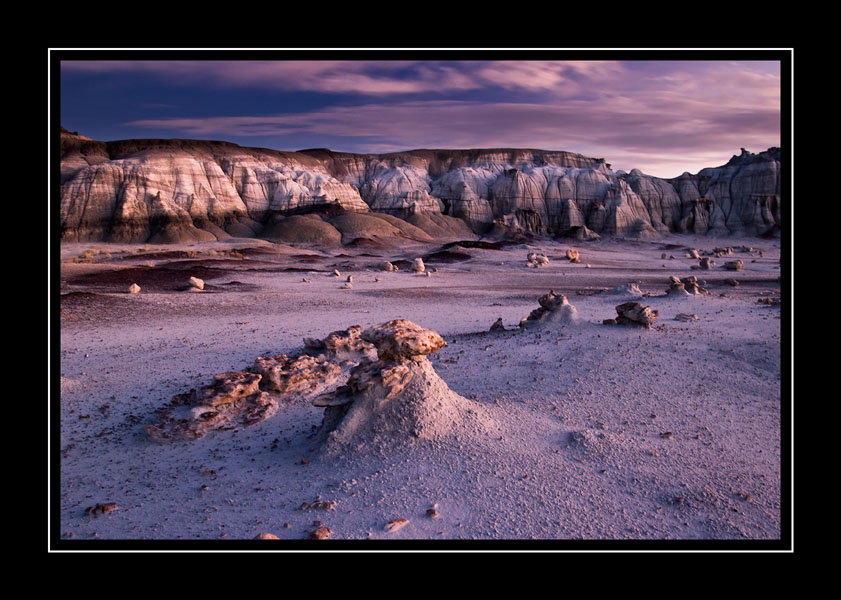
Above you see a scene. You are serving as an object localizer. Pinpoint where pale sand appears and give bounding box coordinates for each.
[51,233,789,548]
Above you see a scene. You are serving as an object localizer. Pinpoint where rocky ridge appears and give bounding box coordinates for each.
[60,131,782,243]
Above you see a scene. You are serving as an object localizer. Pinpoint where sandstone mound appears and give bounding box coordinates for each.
[520,290,578,327]
[311,320,491,452]
[405,212,476,240]
[327,213,433,245]
[261,214,342,247]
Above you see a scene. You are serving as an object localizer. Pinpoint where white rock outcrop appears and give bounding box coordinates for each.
[61,132,782,242]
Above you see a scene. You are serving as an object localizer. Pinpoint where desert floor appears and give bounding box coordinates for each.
[52,232,789,549]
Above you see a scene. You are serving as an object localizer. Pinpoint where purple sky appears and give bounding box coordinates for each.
[58,53,785,178]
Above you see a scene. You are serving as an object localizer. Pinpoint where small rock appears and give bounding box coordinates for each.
[346,275,353,283]
[253,533,279,540]
[342,282,353,290]
[384,518,409,532]
[566,249,579,261]
[189,276,204,290]
[674,313,699,322]
[332,270,341,277]
[699,257,713,269]
[489,317,505,332]
[660,432,674,439]
[426,504,440,519]
[725,259,743,271]
[412,257,426,273]
[85,502,118,516]
[724,278,740,287]
[128,283,141,294]
[310,525,331,540]
[378,261,395,272]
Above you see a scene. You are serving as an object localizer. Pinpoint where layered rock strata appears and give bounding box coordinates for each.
[60,131,782,242]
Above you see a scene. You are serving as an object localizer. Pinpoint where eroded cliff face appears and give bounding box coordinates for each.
[59,131,782,243]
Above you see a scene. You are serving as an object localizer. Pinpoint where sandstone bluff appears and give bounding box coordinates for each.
[60,128,782,243]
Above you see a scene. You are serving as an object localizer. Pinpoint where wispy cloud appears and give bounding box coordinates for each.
[126,91,780,176]
[65,58,782,177]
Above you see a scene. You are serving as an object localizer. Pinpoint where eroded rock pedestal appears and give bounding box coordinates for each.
[520,290,578,327]
[312,319,484,451]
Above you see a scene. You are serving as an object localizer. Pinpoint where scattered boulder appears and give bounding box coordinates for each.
[605,302,658,329]
[378,261,396,272]
[520,290,578,327]
[699,257,713,270]
[724,278,740,287]
[526,252,549,268]
[687,249,700,259]
[253,533,280,540]
[128,283,141,294]
[725,260,744,271]
[309,523,331,540]
[189,276,205,290]
[411,258,426,273]
[566,249,581,263]
[665,276,691,297]
[758,297,782,306]
[147,371,277,442]
[713,247,733,257]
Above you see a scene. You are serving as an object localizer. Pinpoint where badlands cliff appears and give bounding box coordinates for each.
[59,128,782,243]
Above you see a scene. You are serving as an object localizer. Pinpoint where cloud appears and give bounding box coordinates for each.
[126,91,781,177]
[61,59,632,97]
[65,58,782,176]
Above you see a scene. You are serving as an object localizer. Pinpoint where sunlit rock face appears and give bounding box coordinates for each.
[60,132,782,242]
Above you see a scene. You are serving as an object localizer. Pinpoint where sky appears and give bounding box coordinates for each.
[56,51,785,179]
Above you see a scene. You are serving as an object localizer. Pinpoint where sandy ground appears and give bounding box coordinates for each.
[51,233,790,550]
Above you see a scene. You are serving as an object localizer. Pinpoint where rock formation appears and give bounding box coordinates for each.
[604,302,659,328]
[147,326,378,442]
[59,130,782,243]
[665,275,708,296]
[526,252,549,268]
[311,320,486,451]
[146,372,277,442]
[520,290,578,327]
